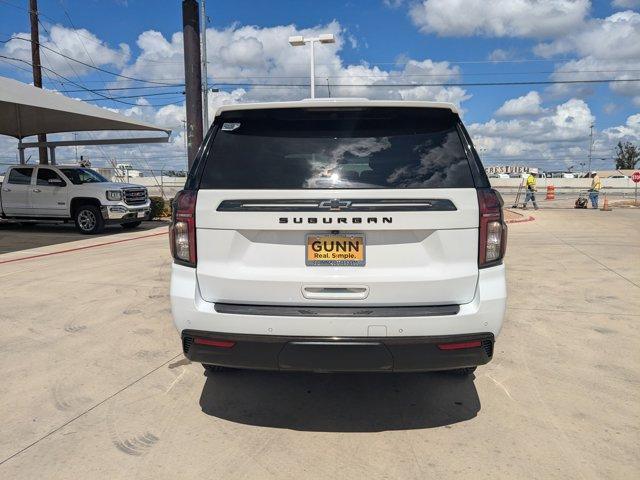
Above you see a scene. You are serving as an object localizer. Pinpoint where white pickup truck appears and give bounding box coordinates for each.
[0,164,150,234]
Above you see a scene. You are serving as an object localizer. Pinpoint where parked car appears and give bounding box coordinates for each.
[0,165,150,233]
[170,99,507,375]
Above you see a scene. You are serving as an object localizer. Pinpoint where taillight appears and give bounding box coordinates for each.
[169,190,197,267]
[478,188,507,268]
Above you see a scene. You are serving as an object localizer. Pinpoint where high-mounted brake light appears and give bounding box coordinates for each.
[477,188,507,268]
[169,190,197,267]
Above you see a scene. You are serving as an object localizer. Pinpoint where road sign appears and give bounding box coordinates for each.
[632,171,640,183]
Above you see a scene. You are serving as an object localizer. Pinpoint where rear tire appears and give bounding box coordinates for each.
[121,221,142,229]
[447,366,477,376]
[74,205,104,234]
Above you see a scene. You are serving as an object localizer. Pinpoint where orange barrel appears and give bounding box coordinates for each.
[546,185,555,200]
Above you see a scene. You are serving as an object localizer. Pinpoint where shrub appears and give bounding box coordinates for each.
[149,196,166,220]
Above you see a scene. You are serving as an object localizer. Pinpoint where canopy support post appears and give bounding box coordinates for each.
[49,146,56,165]
[18,139,25,164]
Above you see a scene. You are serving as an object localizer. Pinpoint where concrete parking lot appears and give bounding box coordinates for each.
[0,209,638,479]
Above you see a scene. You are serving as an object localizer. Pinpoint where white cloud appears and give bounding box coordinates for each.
[534,11,640,60]
[120,22,469,108]
[469,97,596,166]
[1,24,130,77]
[495,91,545,116]
[612,0,640,8]
[409,0,589,38]
[603,113,640,141]
[487,48,514,61]
[536,11,640,102]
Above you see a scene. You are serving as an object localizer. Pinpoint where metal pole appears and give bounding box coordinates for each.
[182,0,203,170]
[309,40,315,99]
[588,123,594,173]
[18,139,25,164]
[29,0,48,164]
[49,146,55,165]
[200,0,209,129]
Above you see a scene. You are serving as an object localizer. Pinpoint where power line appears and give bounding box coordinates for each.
[3,36,181,85]
[209,78,640,88]
[0,54,182,106]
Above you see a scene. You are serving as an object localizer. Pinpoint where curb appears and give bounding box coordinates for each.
[506,215,536,224]
[0,230,168,265]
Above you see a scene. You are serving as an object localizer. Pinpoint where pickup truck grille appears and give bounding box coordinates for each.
[123,188,147,205]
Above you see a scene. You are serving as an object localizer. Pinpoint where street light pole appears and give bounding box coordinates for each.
[288,34,335,99]
[309,39,315,99]
[588,123,594,173]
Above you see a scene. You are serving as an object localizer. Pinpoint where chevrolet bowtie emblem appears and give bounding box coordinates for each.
[318,199,352,211]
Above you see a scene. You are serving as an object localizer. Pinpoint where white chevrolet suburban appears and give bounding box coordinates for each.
[170,99,507,375]
[0,165,150,234]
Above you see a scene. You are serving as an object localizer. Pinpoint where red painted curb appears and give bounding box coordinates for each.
[505,215,536,224]
[0,230,168,265]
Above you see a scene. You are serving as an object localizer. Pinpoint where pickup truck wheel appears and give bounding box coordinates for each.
[121,221,142,229]
[75,205,104,234]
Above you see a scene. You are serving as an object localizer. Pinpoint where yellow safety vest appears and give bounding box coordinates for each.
[526,175,536,190]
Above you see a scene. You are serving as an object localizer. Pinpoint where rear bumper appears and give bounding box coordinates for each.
[182,330,494,372]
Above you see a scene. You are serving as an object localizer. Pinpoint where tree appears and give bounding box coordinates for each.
[614,141,640,170]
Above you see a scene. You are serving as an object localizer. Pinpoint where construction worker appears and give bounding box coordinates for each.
[522,172,538,210]
[589,172,602,208]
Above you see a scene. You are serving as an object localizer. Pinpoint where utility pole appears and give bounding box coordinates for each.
[182,0,203,170]
[200,0,209,129]
[588,123,594,173]
[29,0,48,164]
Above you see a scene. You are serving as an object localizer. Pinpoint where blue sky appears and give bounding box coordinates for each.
[1,0,639,171]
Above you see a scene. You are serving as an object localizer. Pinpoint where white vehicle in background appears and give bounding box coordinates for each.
[0,165,150,234]
[170,99,508,375]
[115,163,144,178]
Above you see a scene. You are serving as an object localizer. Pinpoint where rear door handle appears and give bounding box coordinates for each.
[302,285,370,300]
[32,188,41,193]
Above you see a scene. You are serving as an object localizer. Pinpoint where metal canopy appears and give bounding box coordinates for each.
[0,75,171,139]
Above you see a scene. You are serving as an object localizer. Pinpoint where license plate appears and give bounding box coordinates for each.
[137,211,146,218]
[306,233,365,266]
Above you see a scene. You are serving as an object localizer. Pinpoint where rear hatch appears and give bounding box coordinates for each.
[194,106,481,307]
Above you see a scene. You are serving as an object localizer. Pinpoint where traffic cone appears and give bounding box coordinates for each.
[600,194,612,211]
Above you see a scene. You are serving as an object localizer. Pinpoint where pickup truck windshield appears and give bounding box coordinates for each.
[199,107,474,189]
[59,168,108,185]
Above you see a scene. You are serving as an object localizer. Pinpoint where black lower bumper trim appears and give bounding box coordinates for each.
[213,303,460,317]
[181,330,494,373]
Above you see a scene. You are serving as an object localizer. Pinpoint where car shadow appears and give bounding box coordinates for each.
[199,369,480,432]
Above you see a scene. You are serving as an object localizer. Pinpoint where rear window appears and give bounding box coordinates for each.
[199,107,475,189]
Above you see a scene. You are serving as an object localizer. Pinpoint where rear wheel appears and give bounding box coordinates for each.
[121,221,142,229]
[446,366,477,376]
[74,205,104,234]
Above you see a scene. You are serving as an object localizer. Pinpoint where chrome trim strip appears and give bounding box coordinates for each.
[213,303,460,317]
[217,198,456,212]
